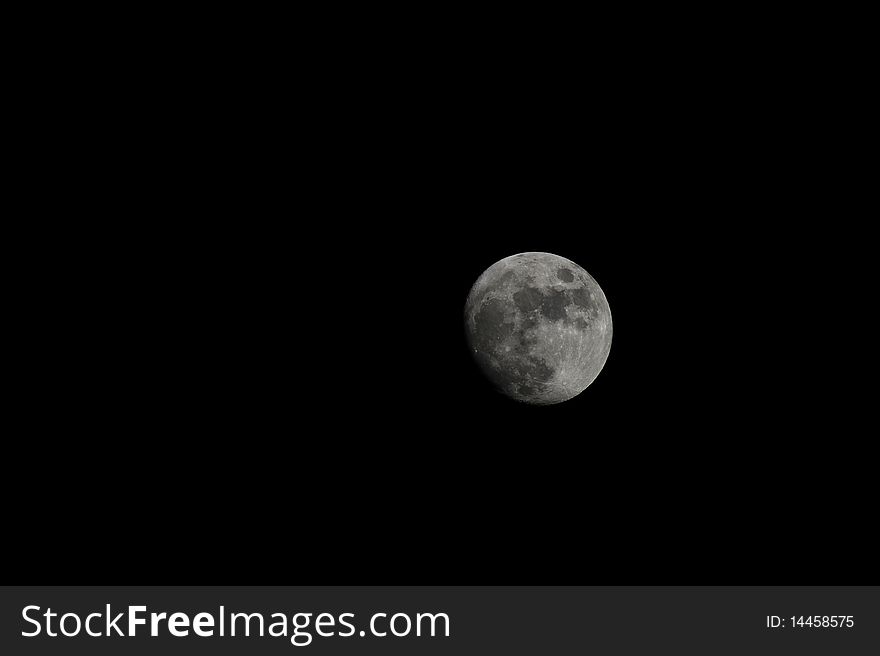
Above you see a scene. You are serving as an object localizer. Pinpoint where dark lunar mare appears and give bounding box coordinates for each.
[470,298,553,398]
[557,268,574,282]
[472,298,514,353]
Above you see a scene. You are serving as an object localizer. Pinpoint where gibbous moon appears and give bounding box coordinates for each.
[464,252,612,405]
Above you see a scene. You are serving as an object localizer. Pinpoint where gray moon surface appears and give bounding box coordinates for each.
[464,252,612,405]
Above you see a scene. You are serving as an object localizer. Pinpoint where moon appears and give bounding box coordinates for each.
[464,252,612,405]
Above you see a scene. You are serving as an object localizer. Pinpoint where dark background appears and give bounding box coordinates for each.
[6,17,873,586]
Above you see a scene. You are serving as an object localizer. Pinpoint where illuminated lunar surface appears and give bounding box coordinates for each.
[464,252,612,405]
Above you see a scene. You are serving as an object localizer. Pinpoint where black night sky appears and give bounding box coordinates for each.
[9,33,873,588]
